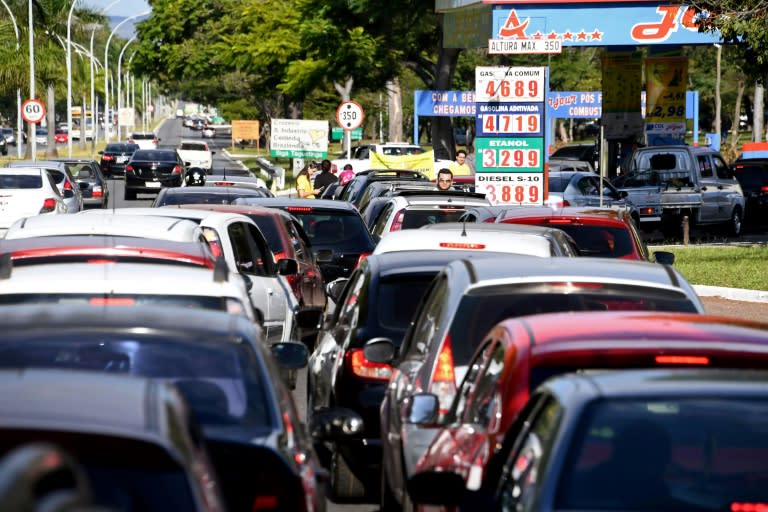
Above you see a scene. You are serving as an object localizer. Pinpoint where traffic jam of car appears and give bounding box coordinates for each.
[1,114,767,512]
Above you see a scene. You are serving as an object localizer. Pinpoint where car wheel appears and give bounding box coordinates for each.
[728,207,742,237]
[124,188,137,201]
[330,451,366,502]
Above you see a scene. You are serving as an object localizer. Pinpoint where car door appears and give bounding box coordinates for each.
[696,153,721,222]
[713,153,744,220]
[286,217,324,309]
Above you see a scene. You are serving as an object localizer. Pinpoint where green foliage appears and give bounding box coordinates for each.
[661,245,768,290]
[220,99,259,121]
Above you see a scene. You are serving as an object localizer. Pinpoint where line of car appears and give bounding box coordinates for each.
[2,135,768,512]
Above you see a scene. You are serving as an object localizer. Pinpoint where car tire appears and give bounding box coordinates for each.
[124,188,137,201]
[728,207,742,237]
[330,451,366,502]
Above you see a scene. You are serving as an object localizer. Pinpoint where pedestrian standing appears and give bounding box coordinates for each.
[450,149,473,176]
[296,162,319,198]
[313,159,338,196]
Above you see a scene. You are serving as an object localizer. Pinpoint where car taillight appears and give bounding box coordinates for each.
[356,252,370,267]
[438,242,486,249]
[389,209,406,231]
[761,186,768,193]
[63,179,72,191]
[346,348,392,381]
[640,207,656,215]
[88,297,136,306]
[40,198,57,213]
[732,503,768,512]
[214,181,235,186]
[430,334,457,415]
[172,165,182,174]
[92,186,103,197]
[125,164,134,174]
[545,218,576,225]
[287,207,313,213]
[655,355,710,365]
[102,155,114,161]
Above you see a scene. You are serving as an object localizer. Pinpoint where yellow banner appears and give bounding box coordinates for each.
[370,150,436,180]
[645,57,688,123]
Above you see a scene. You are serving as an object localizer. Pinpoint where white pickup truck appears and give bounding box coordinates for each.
[177,140,214,170]
[331,142,453,175]
[613,145,745,237]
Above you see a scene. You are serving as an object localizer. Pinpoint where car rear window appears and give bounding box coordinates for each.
[132,150,177,162]
[734,165,768,189]
[287,210,375,249]
[155,189,270,206]
[551,225,634,258]
[448,283,700,365]
[247,216,287,254]
[0,174,42,189]
[548,176,571,193]
[401,208,465,229]
[131,133,156,140]
[377,274,435,330]
[106,143,138,153]
[0,335,273,428]
[556,398,768,510]
[180,143,207,151]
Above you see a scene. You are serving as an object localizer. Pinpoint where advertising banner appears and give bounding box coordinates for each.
[547,92,602,118]
[370,150,436,180]
[645,56,688,134]
[475,102,543,137]
[601,52,644,138]
[414,90,477,116]
[491,5,721,47]
[270,119,328,159]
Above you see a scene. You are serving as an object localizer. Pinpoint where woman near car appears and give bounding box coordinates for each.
[296,162,320,198]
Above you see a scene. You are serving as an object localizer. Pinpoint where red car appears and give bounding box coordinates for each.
[54,129,68,144]
[495,206,673,262]
[412,310,768,503]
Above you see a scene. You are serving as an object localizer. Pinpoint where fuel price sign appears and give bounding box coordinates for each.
[476,173,543,206]
[475,137,543,173]
[475,103,543,137]
[475,66,545,103]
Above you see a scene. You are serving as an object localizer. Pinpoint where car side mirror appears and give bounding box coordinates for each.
[619,190,628,199]
[363,337,396,364]
[211,151,216,155]
[270,341,308,370]
[97,150,104,155]
[326,278,348,303]
[653,250,675,265]
[277,258,298,276]
[406,393,439,425]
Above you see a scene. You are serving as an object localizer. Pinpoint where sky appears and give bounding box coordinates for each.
[84,0,151,18]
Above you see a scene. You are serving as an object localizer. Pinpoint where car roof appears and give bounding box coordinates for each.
[4,214,202,241]
[373,226,557,258]
[387,193,490,207]
[83,207,259,227]
[233,197,360,212]
[455,255,696,295]
[0,167,44,176]
[174,203,290,219]
[366,249,499,277]
[159,186,265,195]
[497,206,630,224]
[0,368,191,446]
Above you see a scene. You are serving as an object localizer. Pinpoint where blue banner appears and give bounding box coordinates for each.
[492,4,722,46]
[547,92,602,118]
[414,90,477,117]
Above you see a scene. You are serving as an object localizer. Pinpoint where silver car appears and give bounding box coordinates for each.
[5,160,84,213]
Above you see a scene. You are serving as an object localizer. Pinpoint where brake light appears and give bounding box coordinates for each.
[346,348,392,381]
[102,155,114,161]
[731,503,768,512]
[252,496,279,510]
[172,165,182,174]
[214,181,235,186]
[640,207,656,215]
[356,252,370,267]
[430,334,457,415]
[761,186,768,193]
[125,164,134,174]
[63,179,72,191]
[389,209,405,231]
[287,207,313,213]
[88,297,136,306]
[40,198,57,213]
[548,282,605,289]
[438,242,486,249]
[655,355,710,365]
[545,218,576,225]
[92,186,103,197]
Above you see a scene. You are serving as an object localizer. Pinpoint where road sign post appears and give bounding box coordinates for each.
[336,100,365,160]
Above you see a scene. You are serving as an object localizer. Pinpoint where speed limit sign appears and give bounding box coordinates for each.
[21,98,46,124]
[336,100,365,130]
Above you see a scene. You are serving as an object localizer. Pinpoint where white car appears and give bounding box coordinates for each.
[369,190,492,237]
[0,261,256,323]
[82,208,299,344]
[177,140,214,170]
[4,213,205,242]
[204,173,268,190]
[372,222,580,257]
[127,131,160,150]
[5,161,84,214]
[0,168,67,237]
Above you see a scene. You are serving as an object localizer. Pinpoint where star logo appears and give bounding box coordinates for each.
[577,31,588,41]
[532,31,543,39]
[562,31,574,40]
[499,9,530,39]
[547,31,559,39]
[590,29,603,41]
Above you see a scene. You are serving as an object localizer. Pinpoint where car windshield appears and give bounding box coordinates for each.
[132,150,177,162]
[180,143,207,151]
[556,398,768,510]
[449,283,699,365]
[155,189,270,206]
[106,144,138,153]
[288,210,374,249]
[132,133,155,140]
[0,335,273,429]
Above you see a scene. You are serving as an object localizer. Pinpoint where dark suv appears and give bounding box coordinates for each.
[307,251,486,502]
[338,169,431,207]
[733,159,768,224]
[98,142,140,177]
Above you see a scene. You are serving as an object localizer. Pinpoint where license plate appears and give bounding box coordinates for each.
[145,181,161,188]
[117,156,127,163]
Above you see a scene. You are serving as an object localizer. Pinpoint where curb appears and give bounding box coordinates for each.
[693,284,768,303]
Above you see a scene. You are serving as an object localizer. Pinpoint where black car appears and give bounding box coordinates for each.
[233,197,378,283]
[0,367,226,511]
[338,169,432,208]
[409,368,768,511]
[0,303,351,512]
[307,251,485,502]
[55,158,109,208]
[98,142,140,178]
[124,149,186,200]
[733,159,768,224]
[152,185,273,206]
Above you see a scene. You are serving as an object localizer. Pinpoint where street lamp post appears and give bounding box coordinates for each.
[104,10,149,143]
[28,0,36,161]
[116,36,136,142]
[66,0,82,158]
